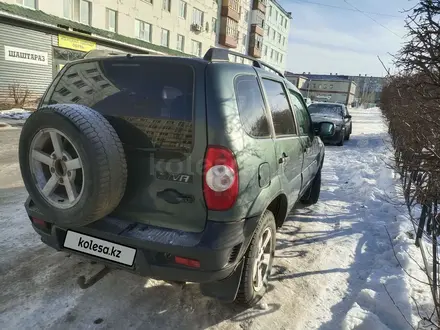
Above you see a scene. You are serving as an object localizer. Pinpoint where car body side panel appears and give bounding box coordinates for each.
[204,63,280,222]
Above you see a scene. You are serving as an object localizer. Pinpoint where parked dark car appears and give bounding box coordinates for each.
[18,48,333,307]
[308,102,352,146]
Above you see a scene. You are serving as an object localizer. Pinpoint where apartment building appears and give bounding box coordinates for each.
[285,73,357,106]
[262,0,291,72]
[216,0,291,72]
[289,72,384,105]
[0,0,219,101]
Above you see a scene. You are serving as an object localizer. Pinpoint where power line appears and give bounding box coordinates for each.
[343,0,403,38]
[290,0,402,18]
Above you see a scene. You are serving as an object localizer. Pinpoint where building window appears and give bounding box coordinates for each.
[226,17,238,39]
[280,54,283,63]
[270,49,273,59]
[135,19,152,42]
[106,8,117,32]
[16,0,36,9]
[142,0,153,4]
[242,34,246,46]
[191,40,202,57]
[229,0,239,12]
[264,45,267,56]
[162,0,171,12]
[283,36,286,45]
[73,80,86,88]
[92,75,104,82]
[179,1,186,18]
[275,11,278,21]
[59,87,71,96]
[161,29,170,47]
[266,26,270,37]
[192,8,204,26]
[177,34,185,52]
[278,33,281,43]
[268,5,272,17]
[244,10,249,22]
[63,0,91,25]
[272,29,275,40]
[212,17,217,33]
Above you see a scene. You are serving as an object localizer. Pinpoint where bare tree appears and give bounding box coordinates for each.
[381,0,440,323]
[8,82,30,108]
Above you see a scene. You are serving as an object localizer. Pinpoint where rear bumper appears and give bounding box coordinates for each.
[26,198,259,283]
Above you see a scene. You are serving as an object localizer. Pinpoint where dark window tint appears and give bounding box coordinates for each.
[235,75,270,137]
[289,90,311,136]
[262,79,297,136]
[45,59,194,152]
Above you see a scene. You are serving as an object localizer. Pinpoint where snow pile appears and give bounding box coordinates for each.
[336,108,434,330]
[0,108,31,120]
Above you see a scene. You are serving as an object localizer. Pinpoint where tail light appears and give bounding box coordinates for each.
[31,217,47,227]
[203,146,239,210]
[174,256,200,268]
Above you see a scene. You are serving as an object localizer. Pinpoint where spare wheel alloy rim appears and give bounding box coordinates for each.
[29,128,85,209]
[252,227,273,291]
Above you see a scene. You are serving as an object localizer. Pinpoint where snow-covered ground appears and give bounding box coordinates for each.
[0,108,31,120]
[0,108,434,329]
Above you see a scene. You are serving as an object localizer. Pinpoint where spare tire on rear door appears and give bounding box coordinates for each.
[19,104,127,227]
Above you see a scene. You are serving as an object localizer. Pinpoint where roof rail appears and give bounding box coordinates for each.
[203,47,285,78]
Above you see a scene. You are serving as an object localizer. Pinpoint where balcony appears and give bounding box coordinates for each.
[221,0,241,22]
[252,0,266,14]
[248,46,261,58]
[248,33,262,58]
[219,32,238,48]
[251,24,264,36]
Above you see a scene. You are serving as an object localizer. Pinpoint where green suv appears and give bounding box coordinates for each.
[18,48,331,306]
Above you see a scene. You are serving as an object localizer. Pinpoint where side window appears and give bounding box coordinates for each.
[289,90,311,136]
[235,75,270,137]
[261,79,297,136]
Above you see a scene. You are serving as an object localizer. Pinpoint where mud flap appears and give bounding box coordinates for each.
[199,259,245,302]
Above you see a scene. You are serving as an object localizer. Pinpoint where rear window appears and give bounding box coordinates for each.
[44,58,194,152]
[308,103,343,117]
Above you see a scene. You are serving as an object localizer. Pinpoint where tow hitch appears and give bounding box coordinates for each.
[77,266,111,289]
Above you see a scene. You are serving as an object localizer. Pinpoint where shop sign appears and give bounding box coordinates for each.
[4,46,48,65]
[58,34,96,52]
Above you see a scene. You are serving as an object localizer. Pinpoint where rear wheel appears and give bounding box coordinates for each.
[236,210,276,307]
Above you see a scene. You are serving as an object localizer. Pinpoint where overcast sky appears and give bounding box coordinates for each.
[280,0,412,76]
